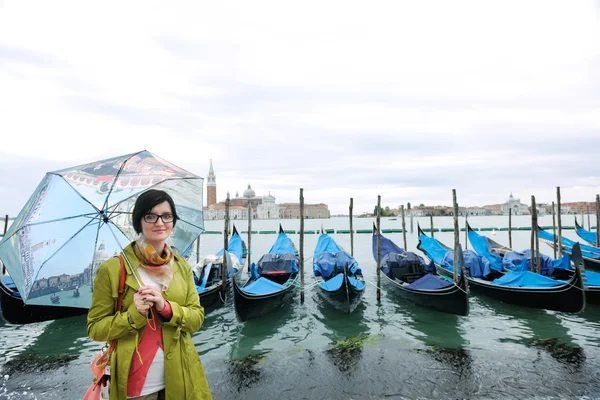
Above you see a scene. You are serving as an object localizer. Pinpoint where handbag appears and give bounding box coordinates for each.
[83,255,127,400]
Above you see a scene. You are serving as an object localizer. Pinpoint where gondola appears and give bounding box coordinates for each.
[193,224,245,309]
[575,218,600,247]
[233,225,299,321]
[417,225,586,313]
[467,222,600,305]
[313,230,365,313]
[536,224,600,272]
[0,273,87,324]
[374,224,469,316]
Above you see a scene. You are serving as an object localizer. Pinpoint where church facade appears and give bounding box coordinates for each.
[202,162,329,220]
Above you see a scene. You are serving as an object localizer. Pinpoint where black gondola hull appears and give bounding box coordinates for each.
[0,283,87,324]
[383,273,469,316]
[435,265,585,313]
[586,287,600,305]
[233,276,297,322]
[316,274,365,313]
[198,278,230,310]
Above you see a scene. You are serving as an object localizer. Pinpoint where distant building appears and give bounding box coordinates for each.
[465,206,491,216]
[499,193,530,216]
[561,202,596,214]
[279,203,330,219]
[482,204,503,215]
[202,161,329,219]
[206,159,217,207]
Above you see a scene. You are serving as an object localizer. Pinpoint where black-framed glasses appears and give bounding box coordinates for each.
[143,213,174,224]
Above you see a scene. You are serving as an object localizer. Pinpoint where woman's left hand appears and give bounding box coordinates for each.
[137,285,166,312]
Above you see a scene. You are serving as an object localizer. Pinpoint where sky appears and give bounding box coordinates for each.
[1,1,599,216]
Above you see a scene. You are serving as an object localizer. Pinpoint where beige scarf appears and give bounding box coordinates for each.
[133,240,175,290]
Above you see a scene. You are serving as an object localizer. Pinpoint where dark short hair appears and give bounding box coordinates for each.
[132,189,178,234]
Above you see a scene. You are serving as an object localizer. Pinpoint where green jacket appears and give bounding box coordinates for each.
[87,243,212,400]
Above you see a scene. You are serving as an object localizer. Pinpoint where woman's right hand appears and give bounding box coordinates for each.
[133,289,153,316]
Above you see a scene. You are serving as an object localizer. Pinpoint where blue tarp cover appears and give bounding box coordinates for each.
[468,228,571,276]
[257,253,298,275]
[348,277,365,290]
[501,250,571,275]
[405,273,453,290]
[318,274,365,291]
[314,251,360,280]
[243,277,287,295]
[314,234,361,280]
[373,233,405,259]
[319,273,344,291]
[576,225,598,246]
[440,249,489,278]
[216,231,244,263]
[491,270,566,287]
[418,234,451,265]
[375,233,434,276]
[269,232,297,254]
[537,228,600,260]
[585,270,600,286]
[380,252,427,277]
[468,230,504,272]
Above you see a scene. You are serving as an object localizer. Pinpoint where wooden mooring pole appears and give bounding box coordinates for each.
[430,214,434,238]
[401,205,407,250]
[349,198,354,256]
[508,208,512,249]
[376,196,381,302]
[3,215,8,235]
[557,187,563,257]
[452,190,459,283]
[300,188,305,304]
[410,213,414,234]
[222,194,230,299]
[247,203,252,272]
[596,194,600,247]
[588,205,592,231]
[530,195,535,272]
[551,201,557,259]
[532,196,540,273]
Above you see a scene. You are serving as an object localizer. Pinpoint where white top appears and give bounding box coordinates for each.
[127,267,165,398]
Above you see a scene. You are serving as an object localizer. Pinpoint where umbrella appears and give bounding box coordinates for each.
[0,150,204,308]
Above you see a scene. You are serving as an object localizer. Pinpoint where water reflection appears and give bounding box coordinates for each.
[313,296,370,373]
[474,296,584,367]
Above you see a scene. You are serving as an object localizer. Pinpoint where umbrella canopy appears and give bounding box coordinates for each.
[0,150,204,308]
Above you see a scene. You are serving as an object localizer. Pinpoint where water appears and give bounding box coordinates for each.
[1,215,600,399]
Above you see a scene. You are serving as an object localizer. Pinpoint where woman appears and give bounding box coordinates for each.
[88,189,212,400]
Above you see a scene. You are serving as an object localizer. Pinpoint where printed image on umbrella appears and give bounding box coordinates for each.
[0,150,204,311]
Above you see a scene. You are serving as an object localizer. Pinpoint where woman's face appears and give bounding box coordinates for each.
[141,201,174,248]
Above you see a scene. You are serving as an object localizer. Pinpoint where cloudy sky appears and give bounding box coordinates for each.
[1,1,599,216]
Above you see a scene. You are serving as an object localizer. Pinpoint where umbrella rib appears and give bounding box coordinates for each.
[106,222,143,287]
[101,152,142,212]
[6,213,99,236]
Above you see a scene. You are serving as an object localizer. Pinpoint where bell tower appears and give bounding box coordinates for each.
[207,159,216,207]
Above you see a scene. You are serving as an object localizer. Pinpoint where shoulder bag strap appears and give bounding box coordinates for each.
[107,255,128,353]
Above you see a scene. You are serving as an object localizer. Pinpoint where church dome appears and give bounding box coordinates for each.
[94,242,110,265]
[243,184,255,198]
